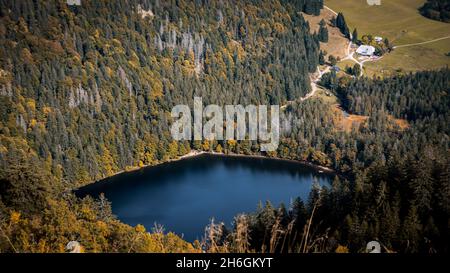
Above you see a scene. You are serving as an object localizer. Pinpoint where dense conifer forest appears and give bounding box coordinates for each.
[0,0,448,253]
[420,0,450,22]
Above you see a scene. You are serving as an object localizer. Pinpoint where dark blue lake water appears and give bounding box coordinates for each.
[76,154,334,241]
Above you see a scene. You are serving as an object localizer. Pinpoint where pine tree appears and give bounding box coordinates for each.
[303,0,323,16]
[379,203,400,248]
[318,51,325,65]
[328,55,337,66]
[318,19,329,42]
[352,28,358,43]
[411,160,434,217]
[400,206,422,253]
[291,197,307,231]
[352,63,361,77]
[336,13,350,39]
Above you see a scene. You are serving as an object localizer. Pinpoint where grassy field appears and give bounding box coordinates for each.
[336,59,355,71]
[325,0,450,75]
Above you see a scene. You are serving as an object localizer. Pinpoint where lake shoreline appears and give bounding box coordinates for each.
[77,151,336,241]
[202,151,336,174]
[78,150,338,189]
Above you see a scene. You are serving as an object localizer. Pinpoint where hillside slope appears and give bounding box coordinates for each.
[0,0,321,185]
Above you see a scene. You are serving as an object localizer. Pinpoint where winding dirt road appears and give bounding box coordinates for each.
[393,35,450,49]
[280,65,330,110]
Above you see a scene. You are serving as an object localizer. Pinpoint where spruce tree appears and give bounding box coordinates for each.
[352,28,358,43]
[318,19,329,42]
[336,13,350,39]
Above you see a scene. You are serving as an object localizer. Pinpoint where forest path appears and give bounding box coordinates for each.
[280,65,330,110]
[280,6,340,110]
[323,5,338,16]
[323,5,366,77]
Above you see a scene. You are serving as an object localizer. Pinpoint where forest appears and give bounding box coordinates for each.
[420,0,450,22]
[0,0,448,253]
[207,70,450,253]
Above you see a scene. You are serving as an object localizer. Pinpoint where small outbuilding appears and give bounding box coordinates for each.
[356,45,375,56]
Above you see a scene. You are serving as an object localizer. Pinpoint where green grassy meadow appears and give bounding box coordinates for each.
[325,0,450,75]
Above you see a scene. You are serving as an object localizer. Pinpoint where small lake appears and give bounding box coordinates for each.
[76,154,334,241]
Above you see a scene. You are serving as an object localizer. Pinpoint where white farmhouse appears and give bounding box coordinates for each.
[375,36,383,43]
[67,0,81,6]
[356,45,375,56]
